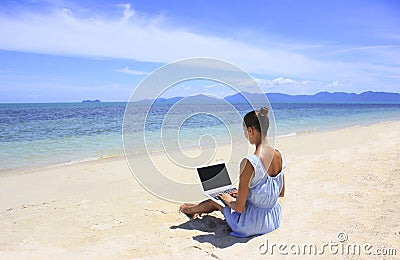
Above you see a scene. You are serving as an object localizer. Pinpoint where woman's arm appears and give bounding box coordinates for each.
[220,158,254,213]
[279,174,285,197]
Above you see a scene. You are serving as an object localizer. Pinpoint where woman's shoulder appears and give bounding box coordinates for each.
[240,156,255,172]
[274,148,286,170]
[247,148,284,163]
[245,148,285,175]
[245,154,259,164]
[274,148,283,157]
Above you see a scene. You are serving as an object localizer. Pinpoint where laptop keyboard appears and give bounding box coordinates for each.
[209,187,237,200]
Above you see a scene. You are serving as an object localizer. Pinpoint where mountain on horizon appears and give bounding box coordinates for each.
[134,91,400,104]
[225,91,400,104]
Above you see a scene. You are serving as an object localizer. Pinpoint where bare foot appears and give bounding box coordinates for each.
[179,203,198,219]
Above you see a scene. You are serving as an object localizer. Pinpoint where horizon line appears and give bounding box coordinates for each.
[1,90,399,104]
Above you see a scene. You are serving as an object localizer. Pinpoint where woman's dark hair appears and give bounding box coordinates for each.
[243,107,270,137]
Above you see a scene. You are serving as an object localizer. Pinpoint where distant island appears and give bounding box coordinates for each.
[135,91,400,104]
[82,99,101,103]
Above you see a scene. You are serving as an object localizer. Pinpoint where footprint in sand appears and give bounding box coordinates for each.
[181,245,216,257]
[89,215,123,231]
[144,208,168,216]
[18,200,56,211]
[77,199,91,209]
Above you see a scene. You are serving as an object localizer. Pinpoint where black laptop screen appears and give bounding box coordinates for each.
[197,163,232,191]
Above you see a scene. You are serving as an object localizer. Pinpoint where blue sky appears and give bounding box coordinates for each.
[0,0,399,102]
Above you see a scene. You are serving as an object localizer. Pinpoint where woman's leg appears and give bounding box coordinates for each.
[179,199,222,218]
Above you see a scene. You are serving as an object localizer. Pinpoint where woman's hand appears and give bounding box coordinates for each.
[219,193,234,204]
[229,190,238,198]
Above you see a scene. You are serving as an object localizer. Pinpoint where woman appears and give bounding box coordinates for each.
[179,107,286,237]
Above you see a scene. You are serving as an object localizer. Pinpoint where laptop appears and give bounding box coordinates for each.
[197,162,237,207]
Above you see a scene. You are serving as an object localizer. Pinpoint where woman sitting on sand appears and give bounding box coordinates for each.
[179,107,285,237]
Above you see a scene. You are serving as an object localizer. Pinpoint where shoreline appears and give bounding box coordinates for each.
[2,119,399,176]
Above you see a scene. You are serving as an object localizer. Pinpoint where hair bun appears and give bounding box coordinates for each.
[259,107,269,116]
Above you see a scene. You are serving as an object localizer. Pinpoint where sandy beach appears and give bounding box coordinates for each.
[1,121,399,259]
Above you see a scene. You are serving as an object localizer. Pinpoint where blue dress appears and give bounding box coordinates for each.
[222,149,285,237]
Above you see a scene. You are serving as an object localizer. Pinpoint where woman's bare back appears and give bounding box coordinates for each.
[256,147,283,177]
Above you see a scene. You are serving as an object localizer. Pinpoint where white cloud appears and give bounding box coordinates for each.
[118,3,135,23]
[179,84,190,90]
[0,5,335,78]
[115,67,149,76]
[256,77,315,87]
[271,77,295,85]
[250,77,328,95]
[63,8,72,16]
[327,80,352,88]
[0,3,398,95]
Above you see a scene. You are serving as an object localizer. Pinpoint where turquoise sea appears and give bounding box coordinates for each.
[1,102,399,171]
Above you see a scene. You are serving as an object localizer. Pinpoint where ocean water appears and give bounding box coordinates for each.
[1,102,399,171]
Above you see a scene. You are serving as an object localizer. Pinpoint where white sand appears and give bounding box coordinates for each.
[1,121,399,259]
